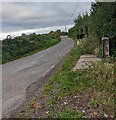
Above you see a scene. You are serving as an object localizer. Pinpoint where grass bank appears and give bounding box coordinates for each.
[44,38,115,118]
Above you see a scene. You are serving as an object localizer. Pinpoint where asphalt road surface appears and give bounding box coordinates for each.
[2,36,74,118]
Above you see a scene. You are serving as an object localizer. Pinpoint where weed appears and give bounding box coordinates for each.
[28,98,37,109]
[90,98,98,108]
[47,98,57,108]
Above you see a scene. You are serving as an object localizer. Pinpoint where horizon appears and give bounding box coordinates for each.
[0,24,74,40]
[0,2,92,40]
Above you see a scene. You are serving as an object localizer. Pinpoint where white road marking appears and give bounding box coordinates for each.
[42,65,56,77]
[35,54,45,61]
[50,65,55,69]
[66,49,71,53]
[16,52,47,73]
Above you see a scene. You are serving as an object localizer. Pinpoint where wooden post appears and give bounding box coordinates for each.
[102,37,110,58]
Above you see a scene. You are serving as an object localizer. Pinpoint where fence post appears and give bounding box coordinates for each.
[102,37,110,58]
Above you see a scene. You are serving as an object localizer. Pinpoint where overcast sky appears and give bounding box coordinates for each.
[0,2,92,40]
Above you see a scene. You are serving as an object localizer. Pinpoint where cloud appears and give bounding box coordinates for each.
[2,0,95,2]
[1,2,91,39]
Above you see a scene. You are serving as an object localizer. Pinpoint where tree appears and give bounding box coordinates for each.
[69,2,116,57]
[56,29,61,34]
[7,35,12,39]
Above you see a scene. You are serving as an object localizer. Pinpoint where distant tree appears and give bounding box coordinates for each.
[22,33,26,36]
[30,33,37,40]
[60,31,68,36]
[7,35,12,39]
[33,33,36,35]
[56,29,61,34]
[49,31,54,34]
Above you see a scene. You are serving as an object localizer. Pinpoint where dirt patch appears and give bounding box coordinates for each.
[12,87,114,119]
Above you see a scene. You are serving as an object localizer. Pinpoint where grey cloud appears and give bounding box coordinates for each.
[2,2,91,33]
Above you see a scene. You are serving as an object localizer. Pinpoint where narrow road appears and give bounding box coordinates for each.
[2,36,74,118]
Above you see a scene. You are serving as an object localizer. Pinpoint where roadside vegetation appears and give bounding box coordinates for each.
[15,39,115,118]
[42,41,115,119]
[69,2,116,58]
[2,31,60,64]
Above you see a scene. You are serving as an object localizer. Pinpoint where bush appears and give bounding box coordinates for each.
[79,36,99,55]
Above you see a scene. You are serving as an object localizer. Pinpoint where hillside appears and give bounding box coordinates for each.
[2,31,60,64]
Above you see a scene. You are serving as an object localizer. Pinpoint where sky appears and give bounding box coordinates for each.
[0,1,93,40]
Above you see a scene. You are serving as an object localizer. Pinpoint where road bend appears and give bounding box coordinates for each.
[2,36,74,117]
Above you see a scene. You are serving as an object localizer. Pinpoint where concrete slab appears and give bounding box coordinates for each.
[73,54,101,71]
[80,55,97,59]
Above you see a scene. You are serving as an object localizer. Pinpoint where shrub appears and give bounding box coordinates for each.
[79,36,99,55]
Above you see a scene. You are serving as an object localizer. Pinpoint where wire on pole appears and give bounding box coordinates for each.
[65,0,80,32]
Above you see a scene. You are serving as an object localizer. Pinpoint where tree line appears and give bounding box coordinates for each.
[69,2,116,57]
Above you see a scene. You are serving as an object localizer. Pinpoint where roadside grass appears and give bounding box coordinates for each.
[48,106,84,119]
[43,37,115,118]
